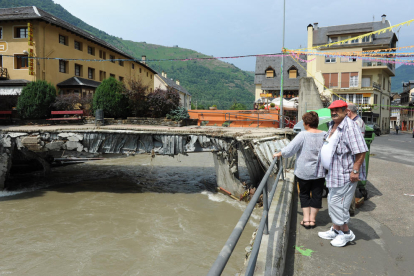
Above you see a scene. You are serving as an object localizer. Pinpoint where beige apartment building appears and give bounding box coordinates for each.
[0,6,156,97]
[307,15,397,133]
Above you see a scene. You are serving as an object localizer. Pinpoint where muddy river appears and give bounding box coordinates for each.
[0,152,259,275]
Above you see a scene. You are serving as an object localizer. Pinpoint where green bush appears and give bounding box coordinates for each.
[92,78,129,118]
[16,80,56,119]
[259,105,265,109]
[230,102,247,110]
[166,106,190,121]
[270,103,276,107]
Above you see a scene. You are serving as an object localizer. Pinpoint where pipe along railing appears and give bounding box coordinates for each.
[208,157,285,276]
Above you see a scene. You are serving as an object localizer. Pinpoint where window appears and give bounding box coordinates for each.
[75,64,82,76]
[350,38,359,44]
[289,69,297,79]
[362,77,371,87]
[323,73,338,88]
[341,57,357,62]
[14,55,28,69]
[132,63,135,69]
[110,73,115,78]
[350,74,358,87]
[341,36,350,44]
[266,69,275,78]
[374,94,378,105]
[0,27,3,39]
[355,94,363,105]
[119,76,124,82]
[325,56,336,63]
[14,27,28,38]
[74,41,82,51]
[88,67,95,79]
[99,50,106,59]
[139,68,142,73]
[59,35,68,45]
[363,97,370,104]
[119,60,124,66]
[59,60,67,73]
[99,70,106,81]
[87,46,95,56]
[329,36,338,43]
[362,35,371,43]
[110,55,115,63]
[150,74,152,79]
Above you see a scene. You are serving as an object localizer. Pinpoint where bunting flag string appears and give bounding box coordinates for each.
[292,18,414,51]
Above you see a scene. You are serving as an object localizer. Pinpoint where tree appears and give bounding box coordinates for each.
[16,80,56,119]
[52,93,94,115]
[147,88,180,118]
[92,77,129,118]
[124,77,150,117]
[230,102,247,110]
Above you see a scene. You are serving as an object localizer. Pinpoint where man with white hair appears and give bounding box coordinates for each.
[346,103,365,216]
[347,103,365,137]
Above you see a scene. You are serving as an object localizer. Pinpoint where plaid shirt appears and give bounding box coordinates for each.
[316,116,368,188]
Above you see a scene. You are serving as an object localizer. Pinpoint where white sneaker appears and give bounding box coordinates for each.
[318,227,338,240]
[330,230,355,247]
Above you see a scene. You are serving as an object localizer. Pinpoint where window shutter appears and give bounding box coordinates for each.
[331,73,338,87]
[323,73,330,87]
[266,70,274,78]
[341,72,350,88]
[289,70,297,79]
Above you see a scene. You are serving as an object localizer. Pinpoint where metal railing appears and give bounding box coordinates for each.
[208,157,284,276]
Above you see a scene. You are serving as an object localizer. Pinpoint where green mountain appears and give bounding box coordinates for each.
[392,65,414,93]
[0,0,255,109]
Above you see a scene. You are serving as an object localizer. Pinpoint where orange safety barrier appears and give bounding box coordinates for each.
[188,110,296,128]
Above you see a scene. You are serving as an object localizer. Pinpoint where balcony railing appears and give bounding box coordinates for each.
[362,61,395,72]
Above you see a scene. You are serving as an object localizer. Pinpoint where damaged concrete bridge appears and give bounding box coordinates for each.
[0,124,294,195]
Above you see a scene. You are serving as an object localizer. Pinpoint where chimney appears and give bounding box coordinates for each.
[141,55,146,64]
[381,14,386,24]
[162,71,165,77]
[164,73,167,79]
[176,80,180,85]
[314,22,318,30]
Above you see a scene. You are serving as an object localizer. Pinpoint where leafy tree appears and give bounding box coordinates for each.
[147,88,180,118]
[230,102,247,110]
[124,78,150,117]
[52,93,93,115]
[16,80,56,119]
[92,77,129,118]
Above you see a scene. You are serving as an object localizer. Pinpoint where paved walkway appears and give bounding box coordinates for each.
[285,133,414,275]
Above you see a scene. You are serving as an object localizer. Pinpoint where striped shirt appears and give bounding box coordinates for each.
[316,116,368,188]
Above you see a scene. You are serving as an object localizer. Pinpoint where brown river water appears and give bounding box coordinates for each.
[0,152,260,276]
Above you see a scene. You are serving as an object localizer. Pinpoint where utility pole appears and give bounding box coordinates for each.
[279,0,286,128]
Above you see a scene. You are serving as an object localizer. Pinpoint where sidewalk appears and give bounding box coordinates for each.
[284,184,413,275]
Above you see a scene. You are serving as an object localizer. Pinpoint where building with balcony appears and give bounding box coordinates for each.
[0,6,156,97]
[400,80,414,130]
[254,55,307,102]
[307,15,397,134]
[390,93,401,129]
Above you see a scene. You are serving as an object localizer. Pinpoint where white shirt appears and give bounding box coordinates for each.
[321,129,339,170]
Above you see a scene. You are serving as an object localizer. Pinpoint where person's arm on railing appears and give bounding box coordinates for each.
[273,131,304,159]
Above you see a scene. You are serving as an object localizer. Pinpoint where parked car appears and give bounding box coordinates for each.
[367,123,381,136]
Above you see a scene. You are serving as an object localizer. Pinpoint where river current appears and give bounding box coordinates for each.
[0,152,260,275]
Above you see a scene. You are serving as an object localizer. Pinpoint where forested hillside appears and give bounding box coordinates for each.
[0,0,255,109]
[392,65,414,93]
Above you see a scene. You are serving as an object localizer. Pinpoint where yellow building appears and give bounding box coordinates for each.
[0,6,156,97]
[307,15,397,133]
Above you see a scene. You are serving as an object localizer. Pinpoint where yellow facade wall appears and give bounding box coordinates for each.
[0,20,154,92]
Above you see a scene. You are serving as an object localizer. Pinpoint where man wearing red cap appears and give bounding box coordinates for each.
[316,100,368,247]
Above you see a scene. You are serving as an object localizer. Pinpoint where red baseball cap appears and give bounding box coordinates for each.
[328,100,348,109]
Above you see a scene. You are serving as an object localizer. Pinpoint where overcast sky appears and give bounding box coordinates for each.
[53,0,414,72]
